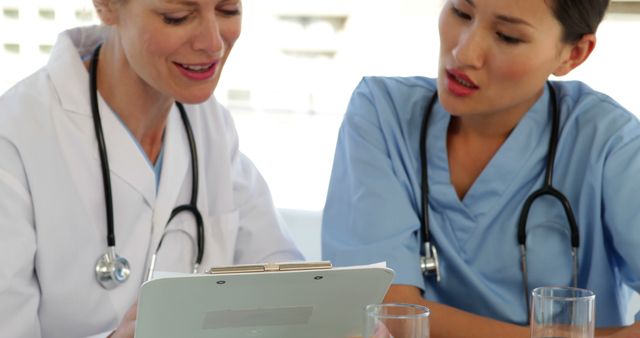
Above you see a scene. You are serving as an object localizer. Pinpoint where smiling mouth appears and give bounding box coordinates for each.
[176,62,215,73]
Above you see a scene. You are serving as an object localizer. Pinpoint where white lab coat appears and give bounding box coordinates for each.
[0,26,303,338]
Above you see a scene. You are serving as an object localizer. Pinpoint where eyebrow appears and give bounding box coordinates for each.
[495,14,534,28]
[465,0,534,28]
[165,0,199,5]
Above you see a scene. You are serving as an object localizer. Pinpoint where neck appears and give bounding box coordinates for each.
[89,33,172,164]
[445,89,543,199]
[446,116,509,199]
[449,110,518,142]
[448,86,545,141]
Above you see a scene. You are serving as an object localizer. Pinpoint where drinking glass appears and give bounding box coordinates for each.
[530,286,595,338]
[364,303,430,338]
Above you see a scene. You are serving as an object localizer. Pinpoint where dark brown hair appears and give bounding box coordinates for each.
[548,0,610,42]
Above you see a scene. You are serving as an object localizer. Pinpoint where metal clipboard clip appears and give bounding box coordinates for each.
[206,261,333,275]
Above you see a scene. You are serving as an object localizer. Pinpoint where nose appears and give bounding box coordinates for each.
[451,26,485,69]
[192,13,224,54]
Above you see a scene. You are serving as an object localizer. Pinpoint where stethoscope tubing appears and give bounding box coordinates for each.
[419,82,580,316]
[90,44,204,288]
[170,99,204,266]
[419,91,439,247]
[89,44,116,248]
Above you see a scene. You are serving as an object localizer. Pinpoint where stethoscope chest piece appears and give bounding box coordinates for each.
[95,246,131,289]
[420,241,441,282]
[418,83,580,316]
[88,44,202,290]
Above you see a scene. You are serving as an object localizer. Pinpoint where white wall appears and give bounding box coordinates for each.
[279,208,322,261]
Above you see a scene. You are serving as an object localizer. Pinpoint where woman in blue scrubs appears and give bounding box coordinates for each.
[322,0,640,336]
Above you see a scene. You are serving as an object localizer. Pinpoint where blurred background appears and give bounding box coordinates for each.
[1,0,639,319]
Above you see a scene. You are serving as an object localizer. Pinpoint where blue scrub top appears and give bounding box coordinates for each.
[322,77,640,327]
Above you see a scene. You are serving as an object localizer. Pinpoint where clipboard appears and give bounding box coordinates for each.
[135,262,394,338]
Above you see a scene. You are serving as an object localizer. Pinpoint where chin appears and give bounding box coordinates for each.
[437,91,469,117]
[174,87,216,105]
[179,94,213,105]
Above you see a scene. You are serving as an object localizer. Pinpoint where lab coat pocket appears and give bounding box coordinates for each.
[202,210,240,268]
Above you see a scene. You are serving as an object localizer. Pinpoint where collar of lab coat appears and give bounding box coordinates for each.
[46,26,190,216]
[47,26,105,114]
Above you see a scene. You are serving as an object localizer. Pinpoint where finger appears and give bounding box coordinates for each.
[124,302,138,321]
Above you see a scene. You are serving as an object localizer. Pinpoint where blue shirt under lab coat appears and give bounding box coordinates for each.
[322,77,640,327]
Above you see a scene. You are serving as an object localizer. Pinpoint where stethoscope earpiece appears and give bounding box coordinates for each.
[95,247,131,290]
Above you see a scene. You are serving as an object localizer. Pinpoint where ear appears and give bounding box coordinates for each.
[93,0,119,25]
[553,34,596,77]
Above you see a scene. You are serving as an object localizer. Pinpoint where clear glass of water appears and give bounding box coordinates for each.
[530,286,595,338]
[364,303,430,338]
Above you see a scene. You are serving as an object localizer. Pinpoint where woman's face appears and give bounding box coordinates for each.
[107,0,242,104]
[437,0,572,119]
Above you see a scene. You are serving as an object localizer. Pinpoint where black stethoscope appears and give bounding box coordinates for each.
[89,45,205,290]
[418,82,580,312]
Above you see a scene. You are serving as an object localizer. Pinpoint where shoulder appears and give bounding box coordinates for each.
[554,81,640,148]
[554,81,640,164]
[0,26,97,138]
[353,76,436,102]
[347,76,436,123]
[0,68,54,138]
[555,80,636,124]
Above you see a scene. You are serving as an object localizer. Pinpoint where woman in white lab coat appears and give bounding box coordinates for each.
[0,0,303,337]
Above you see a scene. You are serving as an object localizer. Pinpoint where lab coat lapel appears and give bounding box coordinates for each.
[47,27,156,208]
[152,105,190,238]
[97,96,156,208]
[47,26,102,115]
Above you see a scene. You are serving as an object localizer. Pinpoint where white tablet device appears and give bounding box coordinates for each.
[135,262,394,338]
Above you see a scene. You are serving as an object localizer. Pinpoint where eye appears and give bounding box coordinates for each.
[217,4,242,17]
[162,14,190,25]
[496,32,523,45]
[451,5,472,21]
[218,8,241,16]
